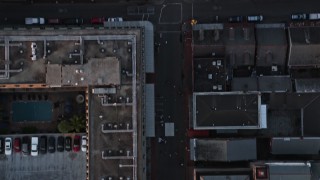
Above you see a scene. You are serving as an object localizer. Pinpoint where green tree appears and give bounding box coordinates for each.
[57,120,73,133]
[69,115,86,133]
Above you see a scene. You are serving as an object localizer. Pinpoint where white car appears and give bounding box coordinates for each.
[81,136,87,152]
[309,13,320,20]
[247,15,263,22]
[5,137,12,155]
[291,13,307,20]
[25,17,45,25]
[31,137,38,156]
[107,17,123,22]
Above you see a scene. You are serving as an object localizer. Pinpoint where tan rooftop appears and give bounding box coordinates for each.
[46,57,120,87]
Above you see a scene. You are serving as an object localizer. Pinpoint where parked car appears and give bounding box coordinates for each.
[31,137,38,156]
[25,17,45,25]
[48,137,55,153]
[48,18,60,24]
[5,137,12,155]
[39,136,47,154]
[81,136,87,152]
[291,13,307,20]
[309,13,320,20]
[65,136,72,151]
[13,138,21,153]
[91,17,105,24]
[22,136,30,156]
[0,138,4,154]
[107,17,123,22]
[73,135,80,152]
[228,16,243,23]
[63,18,84,25]
[57,136,64,152]
[247,15,263,22]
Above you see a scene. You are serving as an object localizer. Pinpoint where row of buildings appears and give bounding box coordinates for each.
[188,22,320,180]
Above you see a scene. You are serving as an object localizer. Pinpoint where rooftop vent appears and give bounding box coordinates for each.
[214,29,220,42]
[243,27,250,40]
[229,27,235,41]
[199,29,204,41]
[304,28,310,44]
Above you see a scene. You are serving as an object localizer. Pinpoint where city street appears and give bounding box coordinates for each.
[1,0,320,180]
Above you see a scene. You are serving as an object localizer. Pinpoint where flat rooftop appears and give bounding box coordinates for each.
[193,92,262,129]
[190,138,257,162]
[0,26,146,180]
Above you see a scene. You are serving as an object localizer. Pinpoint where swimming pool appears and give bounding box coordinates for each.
[12,101,53,122]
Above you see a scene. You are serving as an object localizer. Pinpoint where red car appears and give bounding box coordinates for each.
[13,138,21,153]
[90,17,105,24]
[73,135,80,152]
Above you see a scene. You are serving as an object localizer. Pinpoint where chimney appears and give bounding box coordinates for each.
[304,28,310,44]
[243,52,251,65]
[199,29,204,41]
[266,51,273,64]
[243,27,250,40]
[230,52,236,66]
[214,29,220,42]
[229,27,235,41]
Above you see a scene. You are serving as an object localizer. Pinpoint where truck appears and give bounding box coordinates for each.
[31,137,38,156]
[25,17,45,25]
[309,13,320,20]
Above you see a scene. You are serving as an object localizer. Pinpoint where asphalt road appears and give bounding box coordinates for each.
[2,0,320,180]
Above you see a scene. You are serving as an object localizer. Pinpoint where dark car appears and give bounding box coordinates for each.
[73,135,80,152]
[13,137,21,153]
[228,16,243,23]
[39,136,47,154]
[0,138,4,154]
[22,136,30,156]
[63,18,84,25]
[65,136,72,152]
[57,136,64,152]
[48,18,60,24]
[90,17,105,24]
[48,137,55,153]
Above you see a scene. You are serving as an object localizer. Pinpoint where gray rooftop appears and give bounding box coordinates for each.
[269,163,311,180]
[193,92,261,129]
[190,138,257,162]
[295,79,320,92]
[258,76,292,92]
[200,175,250,180]
[288,27,320,67]
[271,137,320,155]
[224,24,255,66]
[256,24,287,66]
[232,77,258,91]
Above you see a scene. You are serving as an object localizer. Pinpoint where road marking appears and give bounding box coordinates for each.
[158,3,182,25]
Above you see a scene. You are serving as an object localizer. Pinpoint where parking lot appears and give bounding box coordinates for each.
[0,134,86,180]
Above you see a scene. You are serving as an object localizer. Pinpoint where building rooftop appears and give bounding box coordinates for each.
[268,163,311,180]
[288,26,320,67]
[271,137,320,155]
[295,78,320,92]
[224,23,255,66]
[0,25,148,180]
[258,76,292,92]
[193,57,226,92]
[193,92,264,130]
[256,24,287,67]
[190,138,257,162]
[232,77,258,91]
